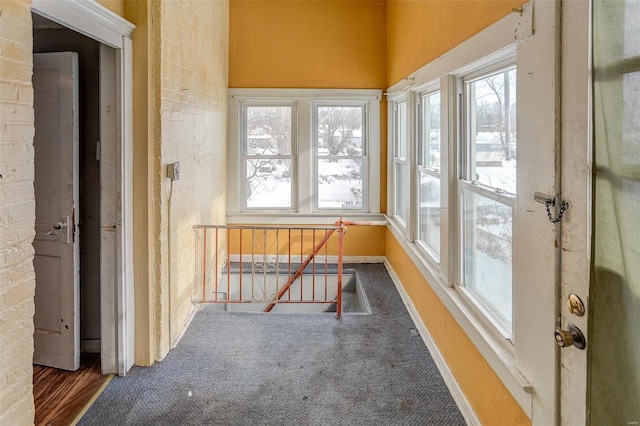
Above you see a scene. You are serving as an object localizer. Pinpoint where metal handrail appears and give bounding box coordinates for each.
[193,218,347,318]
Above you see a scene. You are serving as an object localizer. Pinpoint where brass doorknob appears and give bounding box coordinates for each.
[555,328,574,347]
[554,324,586,350]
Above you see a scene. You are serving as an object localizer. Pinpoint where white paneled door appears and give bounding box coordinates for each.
[32,52,80,371]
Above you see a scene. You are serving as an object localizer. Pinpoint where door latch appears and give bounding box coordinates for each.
[534,192,569,223]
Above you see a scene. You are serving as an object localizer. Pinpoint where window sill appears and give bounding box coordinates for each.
[385,216,533,418]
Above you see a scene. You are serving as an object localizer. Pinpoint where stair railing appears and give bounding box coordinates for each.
[193,219,347,318]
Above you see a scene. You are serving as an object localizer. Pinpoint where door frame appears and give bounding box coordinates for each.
[559,0,591,424]
[31,0,136,375]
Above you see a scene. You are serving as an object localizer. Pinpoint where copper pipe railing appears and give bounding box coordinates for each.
[193,219,347,318]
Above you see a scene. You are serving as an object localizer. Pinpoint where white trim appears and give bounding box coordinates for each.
[558,0,591,423]
[384,260,481,426]
[120,36,135,375]
[31,0,135,49]
[386,217,533,417]
[99,44,118,375]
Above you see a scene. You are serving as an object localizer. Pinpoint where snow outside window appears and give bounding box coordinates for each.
[459,66,517,336]
[417,91,441,261]
[314,104,367,210]
[242,104,294,209]
[228,89,381,217]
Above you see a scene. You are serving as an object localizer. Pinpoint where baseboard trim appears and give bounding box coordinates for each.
[172,305,198,350]
[384,259,481,426]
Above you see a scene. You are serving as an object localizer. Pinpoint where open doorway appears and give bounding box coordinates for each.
[30,3,135,419]
[31,13,111,423]
[32,13,103,367]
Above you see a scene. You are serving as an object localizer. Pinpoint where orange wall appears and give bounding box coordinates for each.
[97,0,124,17]
[386,0,526,86]
[229,0,386,89]
[386,230,530,425]
[229,226,386,257]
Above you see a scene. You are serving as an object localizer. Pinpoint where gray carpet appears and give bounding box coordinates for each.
[79,264,465,425]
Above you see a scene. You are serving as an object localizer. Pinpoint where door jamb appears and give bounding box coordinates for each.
[31,0,136,375]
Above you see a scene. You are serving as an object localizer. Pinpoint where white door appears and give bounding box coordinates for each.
[32,52,80,371]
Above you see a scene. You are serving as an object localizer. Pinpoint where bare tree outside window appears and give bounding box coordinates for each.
[316,106,365,209]
[462,66,517,334]
[244,106,293,208]
[468,67,517,194]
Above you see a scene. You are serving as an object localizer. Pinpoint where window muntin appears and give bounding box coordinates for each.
[243,105,294,209]
[417,91,441,259]
[460,66,517,335]
[394,101,408,223]
[315,105,366,210]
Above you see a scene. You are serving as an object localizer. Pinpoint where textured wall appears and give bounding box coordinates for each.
[0,0,36,424]
[153,0,229,358]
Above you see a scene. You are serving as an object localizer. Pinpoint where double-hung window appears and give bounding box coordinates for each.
[458,65,517,335]
[228,89,381,219]
[416,91,441,261]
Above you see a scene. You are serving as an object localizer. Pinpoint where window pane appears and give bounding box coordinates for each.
[317,106,363,156]
[318,159,363,209]
[395,161,408,222]
[467,68,516,194]
[420,93,441,169]
[462,190,512,330]
[246,106,292,155]
[418,173,440,257]
[246,159,292,208]
[396,102,407,159]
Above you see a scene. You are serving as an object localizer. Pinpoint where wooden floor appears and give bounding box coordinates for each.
[33,354,111,426]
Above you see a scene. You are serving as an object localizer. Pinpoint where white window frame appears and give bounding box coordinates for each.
[389,95,409,228]
[454,58,517,340]
[228,89,381,223]
[240,100,297,211]
[312,100,370,212]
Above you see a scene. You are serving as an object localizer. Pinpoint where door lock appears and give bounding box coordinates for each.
[554,324,586,350]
